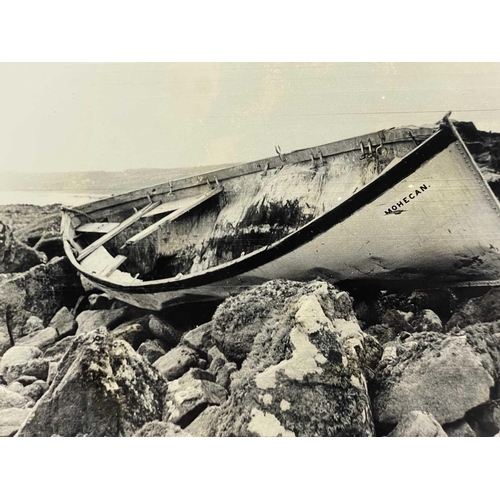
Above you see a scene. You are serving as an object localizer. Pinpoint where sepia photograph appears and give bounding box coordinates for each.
[2,61,500,440]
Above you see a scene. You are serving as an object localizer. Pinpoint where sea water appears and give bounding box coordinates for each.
[0,190,112,206]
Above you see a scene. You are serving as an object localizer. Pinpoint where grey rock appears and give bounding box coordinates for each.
[373,334,495,426]
[444,420,477,437]
[0,257,83,343]
[215,362,238,391]
[0,386,30,410]
[148,315,181,347]
[0,345,42,372]
[6,381,24,394]
[75,308,133,336]
[185,406,222,437]
[207,346,227,365]
[0,221,46,273]
[17,327,60,350]
[0,407,31,436]
[17,327,166,437]
[153,346,198,381]
[0,346,43,383]
[46,362,59,385]
[180,322,214,354]
[412,309,443,332]
[466,399,500,436]
[163,368,227,427]
[196,280,375,437]
[20,380,48,403]
[446,289,500,331]
[110,320,148,349]
[17,375,38,386]
[88,293,112,310]
[43,336,75,362]
[16,359,49,382]
[388,411,447,437]
[49,307,77,337]
[22,316,44,336]
[137,339,166,365]
[134,421,190,437]
[208,356,226,376]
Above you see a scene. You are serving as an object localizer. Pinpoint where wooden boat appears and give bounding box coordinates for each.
[61,114,500,310]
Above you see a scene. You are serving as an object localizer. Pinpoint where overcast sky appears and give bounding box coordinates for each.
[1,62,500,173]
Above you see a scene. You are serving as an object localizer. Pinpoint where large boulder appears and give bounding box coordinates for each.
[387,411,447,437]
[0,257,84,351]
[16,327,167,437]
[373,326,500,428]
[0,221,46,273]
[188,280,376,437]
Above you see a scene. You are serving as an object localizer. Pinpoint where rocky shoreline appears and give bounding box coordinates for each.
[1,204,500,437]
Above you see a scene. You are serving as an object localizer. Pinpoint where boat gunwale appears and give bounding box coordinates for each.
[63,124,458,294]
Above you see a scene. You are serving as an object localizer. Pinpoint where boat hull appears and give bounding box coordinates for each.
[63,120,500,310]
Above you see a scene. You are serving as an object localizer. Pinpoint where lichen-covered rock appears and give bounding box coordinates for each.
[16,327,166,437]
[446,289,500,331]
[444,420,477,437]
[387,411,447,437]
[0,385,30,410]
[0,407,31,437]
[134,421,190,437]
[153,346,198,381]
[137,339,166,365]
[0,221,46,273]
[0,346,43,383]
[17,327,60,350]
[180,322,215,354]
[373,329,499,427]
[0,257,83,348]
[48,307,77,337]
[163,368,227,427]
[193,280,375,437]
